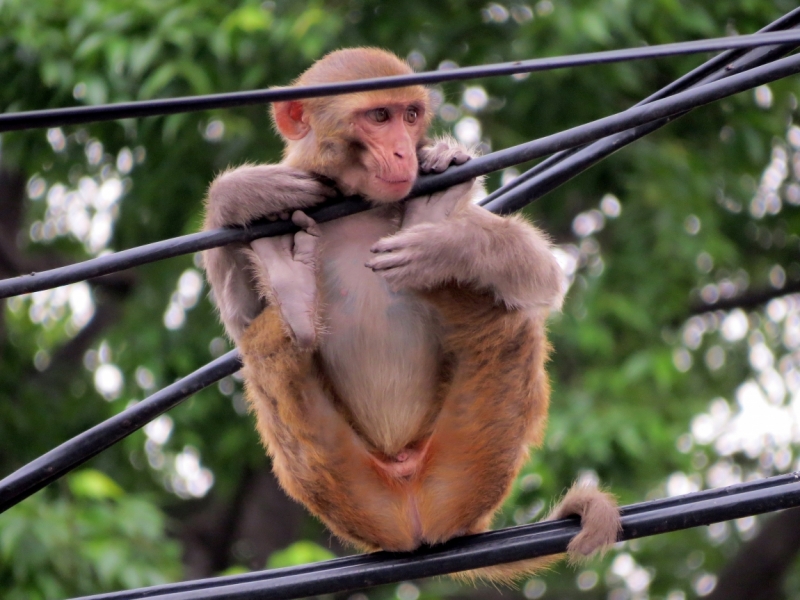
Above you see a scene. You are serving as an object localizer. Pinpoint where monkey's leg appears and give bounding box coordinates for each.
[414,289,551,547]
[416,290,618,582]
[247,211,320,349]
[239,306,424,552]
[202,166,333,342]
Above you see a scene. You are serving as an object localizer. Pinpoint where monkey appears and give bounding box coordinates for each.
[202,47,620,581]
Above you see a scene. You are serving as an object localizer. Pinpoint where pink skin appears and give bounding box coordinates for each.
[370,440,430,480]
[339,103,426,203]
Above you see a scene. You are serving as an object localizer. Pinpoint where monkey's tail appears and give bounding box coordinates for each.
[452,482,621,586]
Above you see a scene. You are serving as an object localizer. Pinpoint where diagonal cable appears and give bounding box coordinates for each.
[481,8,800,213]
[5,30,800,132]
[0,350,241,514]
[3,49,800,300]
[69,472,800,600]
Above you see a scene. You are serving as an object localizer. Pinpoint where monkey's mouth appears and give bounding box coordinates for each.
[376,176,411,185]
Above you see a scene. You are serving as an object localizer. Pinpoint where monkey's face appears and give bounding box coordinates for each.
[340,102,427,203]
[273,86,430,203]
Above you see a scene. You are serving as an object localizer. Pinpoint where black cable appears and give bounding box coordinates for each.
[5,31,800,133]
[70,472,800,600]
[3,13,799,517]
[1,15,798,589]
[4,49,800,300]
[481,8,800,213]
[0,350,241,514]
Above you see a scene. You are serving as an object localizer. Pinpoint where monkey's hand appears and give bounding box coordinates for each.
[248,211,321,349]
[367,198,565,311]
[417,137,473,174]
[204,164,336,229]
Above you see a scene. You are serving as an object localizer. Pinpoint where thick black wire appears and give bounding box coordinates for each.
[2,18,799,598]
[71,473,800,600]
[4,49,800,300]
[479,8,800,209]
[5,31,800,133]
[0,350,241,514]
[481,8,800,213]
[2,33,799,514]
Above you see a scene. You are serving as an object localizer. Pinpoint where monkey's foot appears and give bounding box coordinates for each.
[250,211,320,348]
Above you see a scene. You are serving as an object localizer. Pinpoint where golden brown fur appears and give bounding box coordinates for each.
[203,47,621,583]
[240,287,550,551]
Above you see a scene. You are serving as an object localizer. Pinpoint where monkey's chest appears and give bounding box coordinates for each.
[316,228,442,455]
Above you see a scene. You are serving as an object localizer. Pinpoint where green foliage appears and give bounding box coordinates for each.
[0,471,181,599]
[267,540,336,569]
[2,0,800,598]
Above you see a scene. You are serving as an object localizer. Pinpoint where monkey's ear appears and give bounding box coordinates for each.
[273,100,311,140]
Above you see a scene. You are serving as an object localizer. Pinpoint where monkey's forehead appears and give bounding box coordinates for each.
[298,47,414,82]
[323,87,431,109]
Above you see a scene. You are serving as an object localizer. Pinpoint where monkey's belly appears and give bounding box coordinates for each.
[318,294,441,457]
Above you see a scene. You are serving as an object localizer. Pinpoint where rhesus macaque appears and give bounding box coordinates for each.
[203,47,620,580]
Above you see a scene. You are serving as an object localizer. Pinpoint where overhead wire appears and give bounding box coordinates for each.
[4,48,800,299]
[3,9,800,517]
[481,7,800,213]
[2,12,800,599]
[0,350,241,514]
[71,472,800,600]
[4,30,800,132]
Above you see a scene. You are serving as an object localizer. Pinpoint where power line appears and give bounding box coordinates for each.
[71,472,800,600]
[3,49,800,300]
[480,7,800,210]
[0,350,241,514]
[4,30,800,133]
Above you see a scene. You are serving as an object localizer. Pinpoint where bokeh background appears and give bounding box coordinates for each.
[2,1,800,599]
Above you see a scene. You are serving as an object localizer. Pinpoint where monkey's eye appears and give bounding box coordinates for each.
[369,108,390,123]
[405,107,418,124]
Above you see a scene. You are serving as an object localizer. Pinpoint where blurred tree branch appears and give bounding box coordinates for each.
[689,281,800,315]
[707,507,800,600]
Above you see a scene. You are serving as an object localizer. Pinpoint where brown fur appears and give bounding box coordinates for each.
[202,47,621,583]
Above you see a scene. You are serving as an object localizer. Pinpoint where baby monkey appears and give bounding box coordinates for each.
[203,47,620,581]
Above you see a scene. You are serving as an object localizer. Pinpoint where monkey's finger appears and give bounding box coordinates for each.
[293,231,319,267]
[452,151,471,165]
[369,236,406,254]
[250,238,296,279]
[365,252,412,271]
[251,234,292,260]
[291,210,321,237]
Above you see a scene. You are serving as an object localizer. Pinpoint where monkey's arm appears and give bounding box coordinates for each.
[367,188,564,311]
[204,164,334,227]
[202,165,332,342]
